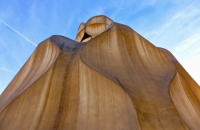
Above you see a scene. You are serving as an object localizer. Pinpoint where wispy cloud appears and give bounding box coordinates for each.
[173,33,200,59]
[142,1,200,55]
[150,2,200,39]
[0,67,15,74]
[0,19,37,46]
[109,0,141,20]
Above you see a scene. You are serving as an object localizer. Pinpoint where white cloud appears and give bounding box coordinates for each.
[142,0,156,6]
[0,67,15,74]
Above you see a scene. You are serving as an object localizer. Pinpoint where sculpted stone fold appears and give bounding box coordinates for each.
[0,39,60,112]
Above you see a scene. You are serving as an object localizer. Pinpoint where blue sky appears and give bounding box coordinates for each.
[0,0,200,94]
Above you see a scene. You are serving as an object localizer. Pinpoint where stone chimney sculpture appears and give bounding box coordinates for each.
[0,15,200,130]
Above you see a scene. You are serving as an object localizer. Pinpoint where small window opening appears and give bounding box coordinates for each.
[81,33,90,42]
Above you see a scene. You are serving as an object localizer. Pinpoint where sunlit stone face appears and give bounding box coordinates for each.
[75,15,113,42]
